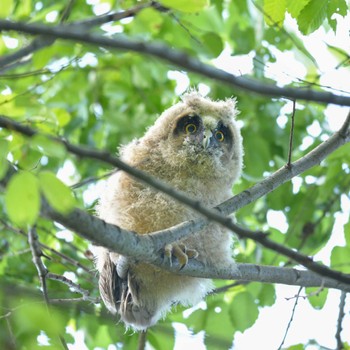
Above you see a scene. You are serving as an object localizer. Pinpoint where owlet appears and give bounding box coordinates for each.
[94,91,243,330]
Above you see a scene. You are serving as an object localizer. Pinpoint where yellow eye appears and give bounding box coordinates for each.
[185,123,197,134]
[215,130,225,142]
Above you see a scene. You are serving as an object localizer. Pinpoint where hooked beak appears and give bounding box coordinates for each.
[202,129,213,149]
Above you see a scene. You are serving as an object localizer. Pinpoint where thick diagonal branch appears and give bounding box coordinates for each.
[1,112,350,286]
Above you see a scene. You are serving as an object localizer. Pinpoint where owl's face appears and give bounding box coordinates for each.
[135,92,243,184]
[171,113,235,167]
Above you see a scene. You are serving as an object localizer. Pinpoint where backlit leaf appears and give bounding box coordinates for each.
[264,0,286,26]
[39,171,75,214]
[286,0,311,18]
[5,172,40,227]
[297,0,328,34]
[331,246,350,273]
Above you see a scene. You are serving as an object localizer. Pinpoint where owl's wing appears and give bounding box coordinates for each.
[98,253,155,329]
[98,253,121,314]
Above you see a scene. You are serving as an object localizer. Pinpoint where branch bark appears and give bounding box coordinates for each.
[4,112,350,284]
[1,112,350,289]
[0,20,350,106]
[0,2,155,71]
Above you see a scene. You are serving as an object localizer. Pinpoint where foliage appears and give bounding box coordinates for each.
[0,0,349,349]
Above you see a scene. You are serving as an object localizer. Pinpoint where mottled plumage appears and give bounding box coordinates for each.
[94,92,243,330]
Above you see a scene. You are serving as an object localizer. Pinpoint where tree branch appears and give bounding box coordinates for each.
[1,112,350,286]
[335,291,347,350]
[0,20,350,105]
[0,2,154,71]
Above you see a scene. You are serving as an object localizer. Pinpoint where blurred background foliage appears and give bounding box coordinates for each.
[0,0,349,349]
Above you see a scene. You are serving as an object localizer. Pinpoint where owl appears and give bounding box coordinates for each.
[94,91,243,330]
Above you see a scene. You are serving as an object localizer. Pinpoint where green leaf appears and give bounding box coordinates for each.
[39,171,75,214]
[148,327,175,349]
[330,246,350,273]
[264,0,286,26]
[287,345,305,350]
[229,292,259,332]
[344,222,350,246]
[201,32,223,57]
[0,0,14,17]
[204,302,234,347]
[31,134,66,158]
[286,0,311,18]
[258,284,276,307]
[13,300,65,346]
[327,0,348,32]
[160,0,209,13]
[305,287,328,309]
[242,133,270,179]
[93,325,113,347]
[15,0,32,18]
[297,0,329,35]
[53,108,72,127]
[5,172,40,227]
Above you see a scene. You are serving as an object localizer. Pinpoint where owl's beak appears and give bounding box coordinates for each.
[202,129,213,149]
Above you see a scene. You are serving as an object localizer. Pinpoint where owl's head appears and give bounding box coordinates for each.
[140,91,243,185]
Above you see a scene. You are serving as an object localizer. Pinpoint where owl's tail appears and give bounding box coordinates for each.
[98,254,157,330]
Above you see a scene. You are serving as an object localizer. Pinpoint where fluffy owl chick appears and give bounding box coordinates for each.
[95,92,243,330]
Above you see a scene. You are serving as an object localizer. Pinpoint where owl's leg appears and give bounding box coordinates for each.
[164,242,198,269]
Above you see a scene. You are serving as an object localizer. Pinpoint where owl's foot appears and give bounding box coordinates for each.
[164,243,198,270]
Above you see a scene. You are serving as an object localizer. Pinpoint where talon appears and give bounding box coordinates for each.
[186,248,199,260]
[163,243,198,270]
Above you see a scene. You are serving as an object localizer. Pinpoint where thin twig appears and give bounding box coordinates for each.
[335,291,347,350]
[5,316,16,350]
[287,99,296,167]
[28,227,50,305]
[1,219,93,274]
[50,296,100,303]
[278,286,303,350]
[71,170,116,189]
[46,272,93,301]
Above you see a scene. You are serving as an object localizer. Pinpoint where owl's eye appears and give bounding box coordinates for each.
[185,123,197,134]
[215,130,225,142]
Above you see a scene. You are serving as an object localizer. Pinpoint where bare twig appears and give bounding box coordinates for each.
[28,227,50,305]
[46,272,93,301]
[71,171,116,189]
[287,99,296,167]
[278,286,303,350]
[2,312,16,349]
[50,296,100,303]
[27,226,96,304]
[0,21,350,106]
[335,292,347,350]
